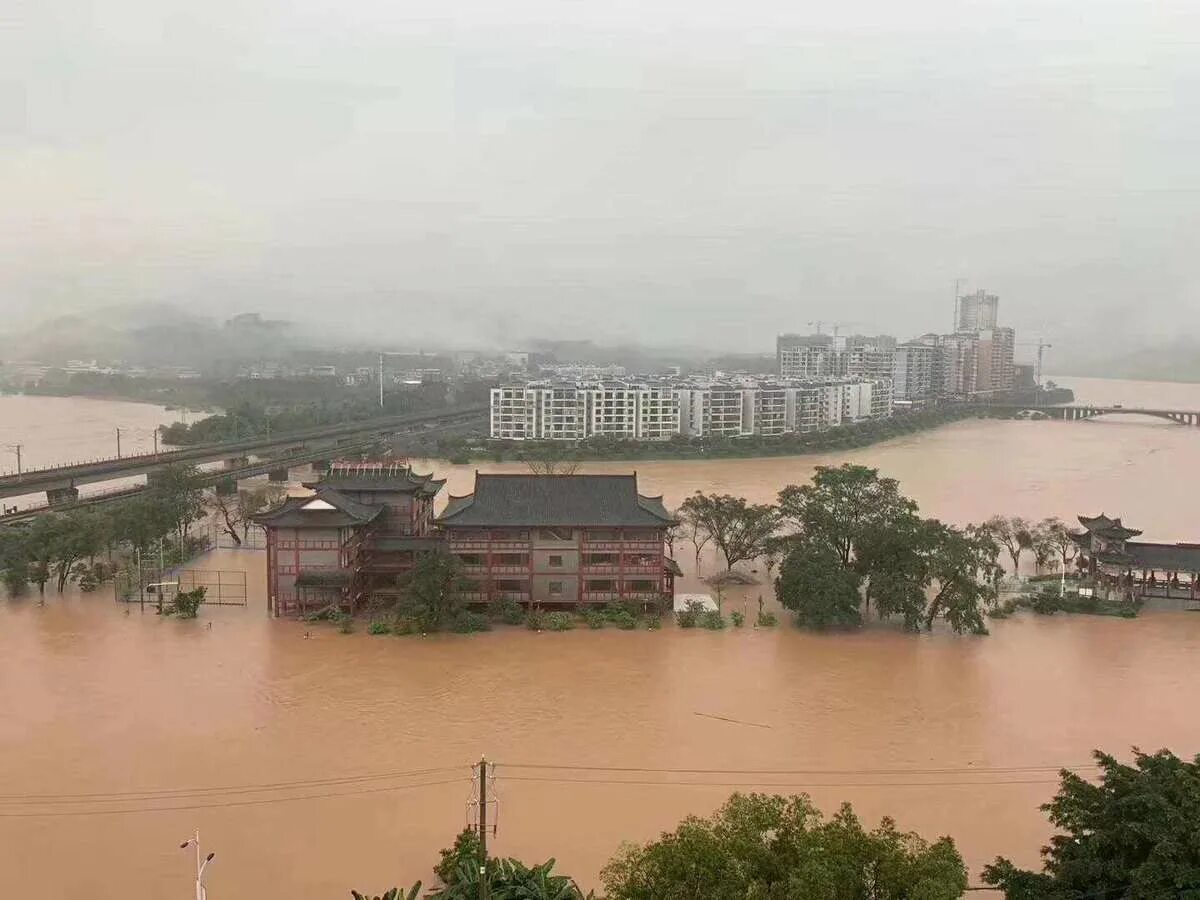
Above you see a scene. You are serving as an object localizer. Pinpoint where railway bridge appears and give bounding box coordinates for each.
[0,404,486,511]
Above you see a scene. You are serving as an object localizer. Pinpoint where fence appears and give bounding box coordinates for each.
[116,562,248,608]
[207,523,267,550]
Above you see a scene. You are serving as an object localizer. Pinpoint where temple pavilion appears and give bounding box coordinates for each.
[1072,514,1200,605]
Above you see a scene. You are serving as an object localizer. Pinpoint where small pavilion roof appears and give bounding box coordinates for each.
[304,461,445,497]
[1078,514,1119,532]
[252,486,382,528]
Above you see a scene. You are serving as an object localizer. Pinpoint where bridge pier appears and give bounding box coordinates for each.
[268,467,290,483]
[46,486,79,507]
[215,476,238,496]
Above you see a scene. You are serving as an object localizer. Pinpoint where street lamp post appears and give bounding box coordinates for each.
[180,830,215,900]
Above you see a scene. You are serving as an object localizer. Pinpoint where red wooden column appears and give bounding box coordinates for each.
[576,528,584,604]
[485,531,494,604]
[617,529,625,601]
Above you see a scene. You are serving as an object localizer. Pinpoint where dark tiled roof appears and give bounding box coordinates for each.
[252,487,383,528]
[303,464,445,496]
[1124,542,1200,572]
[436,474,678,528]
[1097,526,1144,540]
[1078,514,1118,532]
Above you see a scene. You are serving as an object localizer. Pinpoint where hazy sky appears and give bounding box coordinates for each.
[5,0,1198,353]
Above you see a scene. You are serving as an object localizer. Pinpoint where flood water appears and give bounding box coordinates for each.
[1,376,1199,898]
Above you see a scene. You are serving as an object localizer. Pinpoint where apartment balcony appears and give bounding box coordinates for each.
[489,564,530,574]
[494,590,531,603]
[582,591,620,603]
[580,564,620,575]
[455,591,489,603]
[458,564,487,576]
[583,540,662,552]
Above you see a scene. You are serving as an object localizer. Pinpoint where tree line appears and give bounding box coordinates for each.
[0,465,282,598]
[674,464,1085,635]
[354,748,1200,899]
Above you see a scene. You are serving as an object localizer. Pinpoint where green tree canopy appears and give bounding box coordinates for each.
[775,535,863,629]
[678,492,780,571]
[601,792,967,900]
[777,464,917,567]
[396,551,466,632]
[983,749,1200,899]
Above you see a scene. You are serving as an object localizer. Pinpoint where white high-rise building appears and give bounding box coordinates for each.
[957,290,999,331]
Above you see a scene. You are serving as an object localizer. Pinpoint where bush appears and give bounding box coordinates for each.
[676,599,707,628]
[452,611,491,634]
[611,610,638,630]
[756,610,778,627]
[545,612,575,631]
[700,610,726,630]
[447,453,470,465]
[644,616,662,630]
[496,598,525,626]
[391,615,416,636]
[583,609,607,629]
[730,611,745,628]
[336,612,354,633]
[525,609,546,631]
[166,586,206,619]
[368,620,392,635]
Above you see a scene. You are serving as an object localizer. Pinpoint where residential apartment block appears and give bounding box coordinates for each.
[492,377,893,441]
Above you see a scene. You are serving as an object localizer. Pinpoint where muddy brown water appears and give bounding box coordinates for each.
[1,377,1198,898]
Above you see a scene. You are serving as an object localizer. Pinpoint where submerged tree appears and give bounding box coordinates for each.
[981,515,1036,576]
[775,533,864,629]
[777,464,917,567]
[678,492,779,572]
[396,551,466,632]
[982,749,1200,899]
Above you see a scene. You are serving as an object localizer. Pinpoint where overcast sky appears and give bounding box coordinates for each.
[5,0,1198,353]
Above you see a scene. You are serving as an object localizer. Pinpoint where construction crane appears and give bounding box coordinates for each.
[807,320,868,338]
[1016,339,1053,387]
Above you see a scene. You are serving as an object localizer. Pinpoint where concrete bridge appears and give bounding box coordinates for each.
[0,404,487,507]
[1001,405,1200,425]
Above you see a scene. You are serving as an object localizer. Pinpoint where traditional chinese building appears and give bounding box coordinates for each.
[436,473,680,608]
[1072,513,1200,604]
[254,461,445,616]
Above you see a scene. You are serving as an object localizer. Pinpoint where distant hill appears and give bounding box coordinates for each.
[1057,340,1200,384]
[0,304,301,372]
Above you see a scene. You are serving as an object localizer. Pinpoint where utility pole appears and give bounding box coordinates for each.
[153,429,158,455]
[478,757,489,900]
[115,427,122,459]
[379,352,385,409]
[6,443,21,474]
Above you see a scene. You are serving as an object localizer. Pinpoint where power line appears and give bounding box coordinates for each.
[0,765,466,804]
[499,762,1093,776]
[0,777,464,819]
[504,775,1060,789]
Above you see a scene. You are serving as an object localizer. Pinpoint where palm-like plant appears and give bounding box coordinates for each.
[350,885,421,900]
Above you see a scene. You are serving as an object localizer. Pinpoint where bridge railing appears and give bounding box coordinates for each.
[0,404,488,481]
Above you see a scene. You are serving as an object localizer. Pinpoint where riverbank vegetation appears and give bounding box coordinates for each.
[0,464,210,600]
[438,402,1032,465]
[353,747,1200,898]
